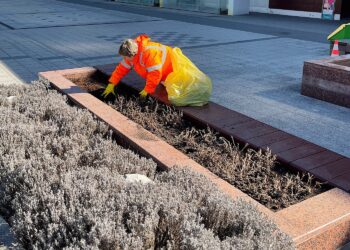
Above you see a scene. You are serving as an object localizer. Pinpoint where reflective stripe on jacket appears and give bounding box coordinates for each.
[109,34,173,94]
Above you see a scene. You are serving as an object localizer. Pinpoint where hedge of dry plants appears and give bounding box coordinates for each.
[105,92,326,211]
[72,78,327,210]
[0,81,293,249]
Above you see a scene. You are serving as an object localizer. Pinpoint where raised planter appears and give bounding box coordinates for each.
[94,64,350,194]
[40,67,350,250]
[301,55,350,108]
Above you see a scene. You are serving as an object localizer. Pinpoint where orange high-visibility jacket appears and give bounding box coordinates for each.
[109,34,173,94]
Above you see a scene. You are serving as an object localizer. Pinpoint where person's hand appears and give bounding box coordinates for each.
[139,89,148,98]
[102,83,116,98]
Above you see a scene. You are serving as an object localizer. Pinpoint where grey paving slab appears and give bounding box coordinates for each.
[341,241,350,250]
[0,61,24,85]
[0,0,78,15]
[0,0,160,30]
[60,0,343,44]
[0,0,153,18]
[1,56,84,83]
[19,20,274,60]
[0,40,27,58]
[0,11,146,29]
[0,18,272,83]
[220,13,341,35]
[63,0,226,17]
[0,217,15,249]
[0,32,70,60]
[181,38,350,157]
[79,57,117,66]
[0,25,10,31]
[0,0,348,159]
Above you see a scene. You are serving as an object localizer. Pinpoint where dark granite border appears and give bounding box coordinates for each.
[301,55,350,108]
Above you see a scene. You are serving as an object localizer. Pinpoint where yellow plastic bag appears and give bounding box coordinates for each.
[164,48,212,106]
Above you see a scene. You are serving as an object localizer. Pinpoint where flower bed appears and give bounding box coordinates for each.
[0,82,292,249]
[70,76,327,211]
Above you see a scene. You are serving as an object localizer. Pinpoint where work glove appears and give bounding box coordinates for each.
[102,83,116,98]
[139,89,148,98]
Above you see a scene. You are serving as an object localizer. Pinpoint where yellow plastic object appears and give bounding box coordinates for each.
[164,48,212,106]
[139,89,148,98]
[102,83,116,98]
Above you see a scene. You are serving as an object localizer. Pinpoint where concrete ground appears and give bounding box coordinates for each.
[342,242,350,250]
[0,0,350,157]
[0,2,349,155]
[0,0,350,154]
[0,217,16,249]
[0,0,349,247]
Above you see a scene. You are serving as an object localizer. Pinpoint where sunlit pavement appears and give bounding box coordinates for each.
[0,1,349,164]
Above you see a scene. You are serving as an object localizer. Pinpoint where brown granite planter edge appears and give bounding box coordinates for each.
[303,61,350,86]
[39,67,350,250]
[302,55,350,108]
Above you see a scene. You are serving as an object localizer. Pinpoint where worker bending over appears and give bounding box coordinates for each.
[103,34,211,106]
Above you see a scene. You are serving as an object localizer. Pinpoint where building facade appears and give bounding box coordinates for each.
[113,0,350,19]
[250,0,350,20]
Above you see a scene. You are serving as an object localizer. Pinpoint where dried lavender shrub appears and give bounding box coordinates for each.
[109,94,325,211]
[0,81,293,249]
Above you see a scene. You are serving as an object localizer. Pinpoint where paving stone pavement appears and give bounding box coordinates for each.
[0,0,349,160]
[17,20,273,60]
[0,217,15,249]
[342,241,350,250]
[181,38,350,157]
[0,61,23,85]
[0,8,159,30]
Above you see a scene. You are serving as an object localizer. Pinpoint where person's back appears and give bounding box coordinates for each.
[108,34,173,95]
[102,34,211,106]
